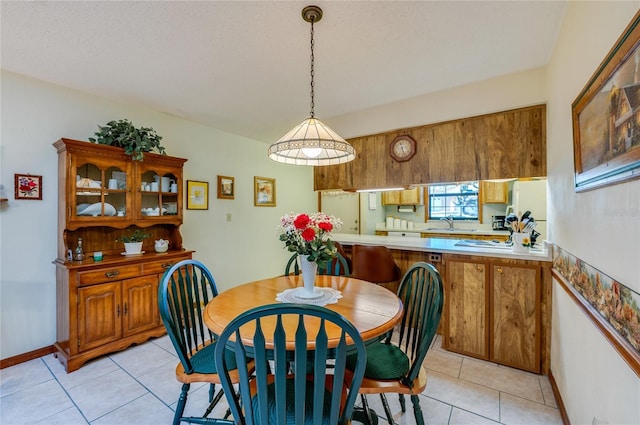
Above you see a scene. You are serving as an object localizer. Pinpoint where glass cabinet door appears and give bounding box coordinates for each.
[73,160,130,221]
[138,169,180,219]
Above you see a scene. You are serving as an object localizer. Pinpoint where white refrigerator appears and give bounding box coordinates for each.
[511,180,547,241]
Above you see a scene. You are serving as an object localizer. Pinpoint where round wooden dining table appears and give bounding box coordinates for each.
[203,274,404,348]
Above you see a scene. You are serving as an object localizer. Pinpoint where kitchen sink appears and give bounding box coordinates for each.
[455,239,543,251]
[455,239,511,249]
[424,227,477,232]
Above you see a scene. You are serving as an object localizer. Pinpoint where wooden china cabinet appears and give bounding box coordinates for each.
[52,138,193,372]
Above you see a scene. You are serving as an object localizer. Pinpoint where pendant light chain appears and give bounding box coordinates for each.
[309,16,315,118]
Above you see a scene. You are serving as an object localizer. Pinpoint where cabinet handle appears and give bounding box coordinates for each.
[117,304,120,317]
[124,303,128,315]
[162,263,172,269]
[497,267,503,274]
[105,271,120,278]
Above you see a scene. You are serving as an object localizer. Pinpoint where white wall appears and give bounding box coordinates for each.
[0,71,316,359]
[546,2,640,425]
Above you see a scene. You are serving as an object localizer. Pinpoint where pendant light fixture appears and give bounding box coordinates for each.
[268,5,355,166]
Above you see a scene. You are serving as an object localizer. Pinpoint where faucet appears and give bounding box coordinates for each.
[440,216,454,230]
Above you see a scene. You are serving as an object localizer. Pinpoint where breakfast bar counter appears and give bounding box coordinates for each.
[331,233,552,262]
[332,232,553,375]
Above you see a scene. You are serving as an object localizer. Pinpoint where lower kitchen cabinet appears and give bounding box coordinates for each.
[444,255,543,373]
[490,263,540,372]
[55,252,192,372]
[445,259,489,358]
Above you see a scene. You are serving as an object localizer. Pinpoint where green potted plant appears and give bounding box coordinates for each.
[117,229,150,255]
[89,119,166,161]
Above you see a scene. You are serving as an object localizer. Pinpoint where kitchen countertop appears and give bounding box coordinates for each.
[332,233,551,262]
[378,227,511,236]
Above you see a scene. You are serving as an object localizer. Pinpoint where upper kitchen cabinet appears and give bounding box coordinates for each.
[480,180,508,204]
[382,187,423,205]
[314,104,546,191]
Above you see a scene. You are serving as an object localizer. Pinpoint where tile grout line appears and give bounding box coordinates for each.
[39,357,90,424]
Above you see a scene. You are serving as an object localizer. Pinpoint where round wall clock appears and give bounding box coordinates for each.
[389,135,417,162]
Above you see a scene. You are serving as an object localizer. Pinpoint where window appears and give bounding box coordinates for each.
[428,182,479,220]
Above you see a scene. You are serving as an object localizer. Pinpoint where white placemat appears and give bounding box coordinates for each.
[275,287,342,306]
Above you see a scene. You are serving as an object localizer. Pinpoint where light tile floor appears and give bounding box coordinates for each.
[0,335,563,424]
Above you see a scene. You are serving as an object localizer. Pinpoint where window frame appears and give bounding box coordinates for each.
[426,181,480,221]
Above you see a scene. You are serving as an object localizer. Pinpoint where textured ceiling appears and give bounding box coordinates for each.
[1,1,567,143]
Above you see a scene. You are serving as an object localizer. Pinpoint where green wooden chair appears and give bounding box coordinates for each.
[159,259,250,425]
[214,303,367,425]
[345,262,444,425]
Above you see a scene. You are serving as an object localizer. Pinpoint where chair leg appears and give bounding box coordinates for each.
[379,394,395,425]
[351,394,378,425]
[174,383,190,425]
[398,394,406,412]
[411,394,425,425]
[202,387,225,418]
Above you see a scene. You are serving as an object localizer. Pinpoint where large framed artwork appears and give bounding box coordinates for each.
[572,11,640,192]
[254,176,276,207]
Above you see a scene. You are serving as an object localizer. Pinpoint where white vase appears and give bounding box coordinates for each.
[298,254,318,296]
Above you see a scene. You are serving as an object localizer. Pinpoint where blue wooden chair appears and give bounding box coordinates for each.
[284,251,350,277]
[159,259,251,425]
[214,303,367,425]
[346,262,444,425]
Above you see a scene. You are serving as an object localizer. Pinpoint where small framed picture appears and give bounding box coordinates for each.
[217,175,234,200]
[254,176,276,207]
[15,174,42,200]
[186,180,209,210]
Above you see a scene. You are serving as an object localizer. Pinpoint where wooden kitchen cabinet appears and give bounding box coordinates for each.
[480,180,508,204]
[53,138,193,372]
[443,254,543,373]
[314,104,546,190]
[445,259,489,358]
[490,263,541,372]
[382,188,423,205]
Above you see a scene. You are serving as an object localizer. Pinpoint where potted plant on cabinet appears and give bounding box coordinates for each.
[117,229,151,255]
[89,119,166,161]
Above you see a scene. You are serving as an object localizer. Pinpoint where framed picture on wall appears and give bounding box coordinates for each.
[217,175,234,200]
[186,180,209,210]
[572,11,640,192]
[254,176,276,207]
[14,174,42,200]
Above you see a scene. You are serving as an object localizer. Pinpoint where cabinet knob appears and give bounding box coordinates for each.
[105,271,120,278]
[162,263,172,269]
[477,265,483,272]
[497,267,503,274]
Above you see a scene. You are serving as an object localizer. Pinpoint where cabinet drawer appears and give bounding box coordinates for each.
[143,257,187,275]
[78,265,142,286]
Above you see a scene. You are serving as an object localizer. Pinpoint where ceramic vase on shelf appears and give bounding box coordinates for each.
[298,254,318,296]
[123,242,143,255]
[512,232,531,253]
